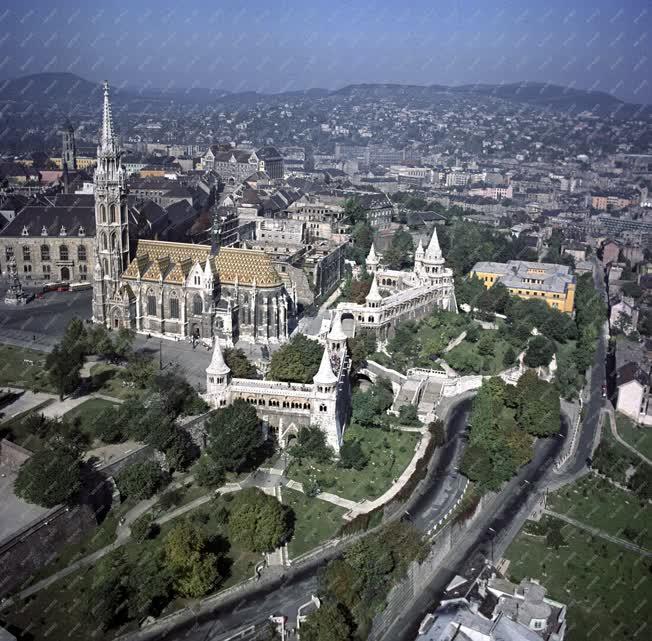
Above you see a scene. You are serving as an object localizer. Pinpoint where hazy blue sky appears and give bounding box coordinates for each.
[1,0,650,101]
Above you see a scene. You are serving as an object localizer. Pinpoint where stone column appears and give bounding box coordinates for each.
[135,290,142,331]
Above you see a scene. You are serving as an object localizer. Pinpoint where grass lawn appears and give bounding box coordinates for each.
[506,519,652,641]
[88,362,139,400]
[63,397,120,441]
[615,414,652,461]
[0,344,53,392]
[443,332,517,375]
[282,487,347,558]
[287,423,420,502]
[545,474,652,550]
[1,495,261,641]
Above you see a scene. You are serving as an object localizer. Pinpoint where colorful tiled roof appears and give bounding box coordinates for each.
[122,240,281,287]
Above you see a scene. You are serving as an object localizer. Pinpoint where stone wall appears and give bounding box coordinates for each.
[0,502,97,597]
[0,438,31,471]
[367,494,488,641]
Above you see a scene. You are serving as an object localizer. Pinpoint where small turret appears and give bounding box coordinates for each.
[313,345,337,388]
[327,313,347,352]
[365,273,382,308]
[365,243,380,273]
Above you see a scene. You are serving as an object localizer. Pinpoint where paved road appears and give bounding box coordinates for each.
[543,509,652,558]
[564,258,607,477]
[132,398,473,641]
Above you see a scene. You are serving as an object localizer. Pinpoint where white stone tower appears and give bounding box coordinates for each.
[327,312,348,353]
[92,81,129,326]
[365,243,380,274]
[206,338,231,407]
[419,228,445,284]
[365,273,383,309]
[310,346,341,452]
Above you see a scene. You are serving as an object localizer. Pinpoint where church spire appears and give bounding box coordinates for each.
[100,81,116,155]
[425,228,443,261]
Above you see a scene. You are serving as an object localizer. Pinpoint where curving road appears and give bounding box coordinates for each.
[137,399,475,641]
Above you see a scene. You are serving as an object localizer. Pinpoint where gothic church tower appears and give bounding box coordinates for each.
[92,81,130,326]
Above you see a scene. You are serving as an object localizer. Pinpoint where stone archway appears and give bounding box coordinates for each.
[60,266,70,281]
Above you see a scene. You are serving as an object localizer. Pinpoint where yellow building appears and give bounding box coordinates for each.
[470,260,576,313]
[50,156,96,170]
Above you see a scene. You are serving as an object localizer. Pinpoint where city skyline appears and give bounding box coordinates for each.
[1,0,650,103]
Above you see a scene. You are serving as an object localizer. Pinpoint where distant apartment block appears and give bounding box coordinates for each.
[471,260,576,313]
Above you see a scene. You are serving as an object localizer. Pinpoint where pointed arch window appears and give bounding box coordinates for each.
[110,232,116,251]
[169,292,180,319]
[193,294,203,315]
[147,291,157,316]
[110,204,117,223]
[100,205,106,223]
[101,233,108,251]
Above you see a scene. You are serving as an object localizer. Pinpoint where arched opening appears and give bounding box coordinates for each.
[169,292,180,319]
[110,204,116,223]
[110,232,116,251]
[100,204,106,223]
[193,294,203,315]
[60,266,70,281]
[59,245,69,261]
[147,291,157,316]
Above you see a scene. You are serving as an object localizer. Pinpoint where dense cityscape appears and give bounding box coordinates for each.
[0,3,651,641]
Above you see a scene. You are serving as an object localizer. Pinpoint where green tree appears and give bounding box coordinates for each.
[14,446,82,507]
[223,347,258,378]
[227,488,294,553]
[193,454,226,488]
[347,330,377,371]
[299,603,354,641]
[93,406,125,443]
[398,404,420,426]
[113,327,136,360]
[130,512,157,542]
[351,378,394,428]
[116,460,166,501]
[383,228,415,270]
[125,551,172,620]
[516,370,560,436]
[45,342,84,400]
[339,439,369,470]
[268,334,323,383]
[293,426,334,463]
[524,335,554,368]
[503,346,517,367]
[205,399,262,472]
[164,520,221,598]
[428,419,446,446]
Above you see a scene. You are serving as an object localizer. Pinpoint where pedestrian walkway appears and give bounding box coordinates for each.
[543,509,652,558]
[606,408,652,466]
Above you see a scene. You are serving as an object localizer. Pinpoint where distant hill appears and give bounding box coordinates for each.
[0,72,103,105]
[0,72,648,118]
[451,81,627,114]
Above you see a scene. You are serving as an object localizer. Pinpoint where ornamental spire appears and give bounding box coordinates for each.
[313,346,337,386]
[425,227,442,260]
[100,81,117,155]
[207,338,231,377]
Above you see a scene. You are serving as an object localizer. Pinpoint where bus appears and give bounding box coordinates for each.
[69,282,92,292]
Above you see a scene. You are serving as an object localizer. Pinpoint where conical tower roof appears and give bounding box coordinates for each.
[366,273,382,302]
[425,228,443,261]
[100,81,117,156]
[415,237,424,256]
[366,243,379,264]
[313,346,337,385]
[328,313,347,342]
[207,338,230,376]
